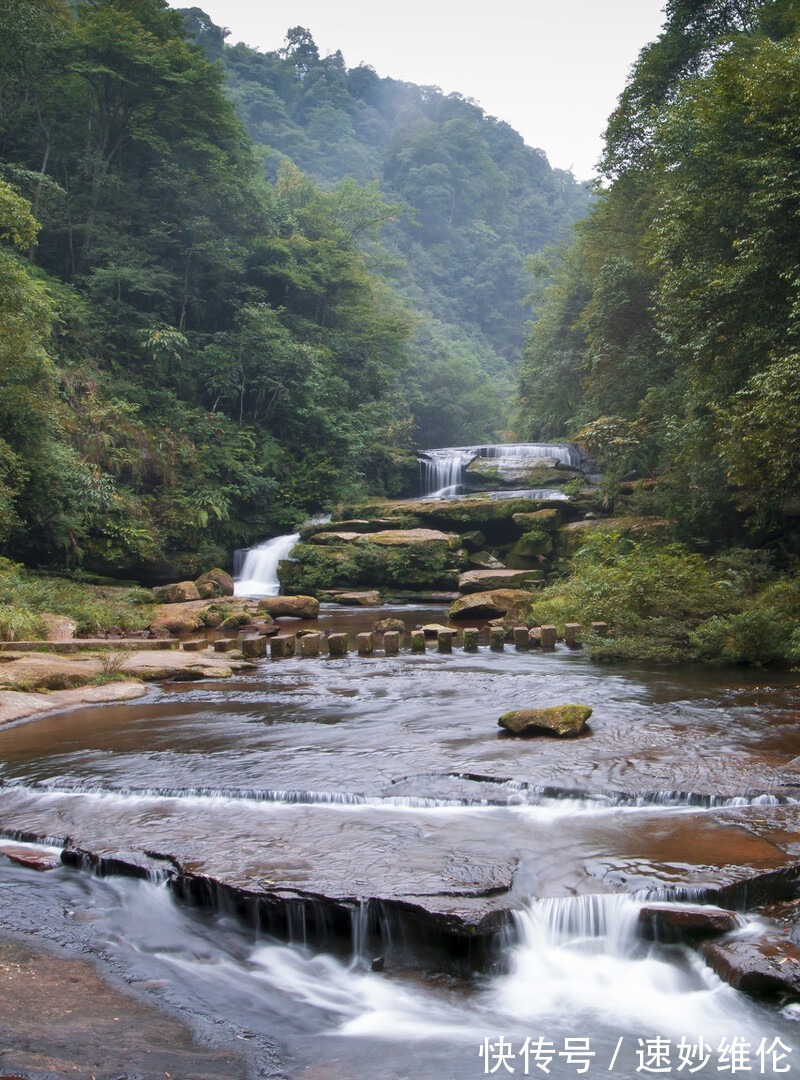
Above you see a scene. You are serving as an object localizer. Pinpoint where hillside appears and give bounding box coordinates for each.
[180,10,593,446]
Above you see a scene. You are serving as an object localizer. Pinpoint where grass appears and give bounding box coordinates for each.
[0,559,154,640]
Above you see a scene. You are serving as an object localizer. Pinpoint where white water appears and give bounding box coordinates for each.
[233,532,299,597]
[418,443,581,497]
[132,885,784,1078]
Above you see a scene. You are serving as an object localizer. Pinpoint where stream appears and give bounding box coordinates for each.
[2,604,800,1078]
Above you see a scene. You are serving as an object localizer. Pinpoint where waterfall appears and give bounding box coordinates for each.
[418,443,581,497]
[233,533,300,597]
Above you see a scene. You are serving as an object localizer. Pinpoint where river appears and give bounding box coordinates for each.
[1,604,799,1078]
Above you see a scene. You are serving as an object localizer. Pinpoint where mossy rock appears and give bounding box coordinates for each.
[300,517,420,540]
[449,589,532,621]
[512,509,562,532]
[509,530,554,559]
[498,705,592,738]
[558,516,673,557]
[279,539,461,595]
[465,459,577,488]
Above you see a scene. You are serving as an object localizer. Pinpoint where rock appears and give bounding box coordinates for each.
[334,591,382,606]
[638,904,742,941]
[701,936,800,998]
[153,581,201,604]
[0,842,61,872]
[497,704,592,738]
[373,618,406,634]
[468,550,505,569]
[420,623,450,638]
[459,569,542,593]
[307,531,363,545]
[39,614,77,641]
[149,608,204,635]
[512,509,561,530]
[257,596,320,619]
[309,528,459,552]
[194,568,234,597]
[449,589,532,621]
[362,529,461,550]
[195,581,219,600]
[460,530,486,551]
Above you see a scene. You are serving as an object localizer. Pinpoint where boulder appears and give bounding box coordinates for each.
[257,596,320,620]
[468,550,505,569]
[149,608,204,635]
[460,530,486,551]
[449,589,532,621]
[419,623,450,638]
[459,569,542,593]
[334,591,382,607]
[512,509,561,531]
[194,568,234,598]
[153,581,201,604]
[373,618,406,634]
[497,704,592,738]
[39,614,77,641]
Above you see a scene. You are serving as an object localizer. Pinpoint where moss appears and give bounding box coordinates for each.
[279,540,461,594]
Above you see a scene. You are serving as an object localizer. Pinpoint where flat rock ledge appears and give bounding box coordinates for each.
[702,935,800,998]
[498,705,593,738]
[58,844,517,972]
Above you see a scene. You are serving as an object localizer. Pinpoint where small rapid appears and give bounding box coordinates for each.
[233,532,299,596]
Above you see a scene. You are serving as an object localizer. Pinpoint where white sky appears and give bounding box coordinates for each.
[175,0,668,180]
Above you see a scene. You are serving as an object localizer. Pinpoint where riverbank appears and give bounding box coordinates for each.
[0,646,259,727]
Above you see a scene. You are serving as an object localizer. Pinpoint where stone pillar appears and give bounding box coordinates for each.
[300,633,322,657]
[383,630,400,655]
[213,638,238,653]
[182,640,208,652]
[490,627,505,651]
[591,621,609,638]
[357,632,374,656]
[540,625,557,650]
[437,629,453,653]
[513,627,530,650]
[463,627,479,652]
[327,633,349,657]
[239,634,267,658]
[270,634,296,659]
[564,623,582,647]
[410,630,426,653]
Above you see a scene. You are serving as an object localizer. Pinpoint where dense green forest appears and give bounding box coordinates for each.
[180,9,591,446]
[0,0,588,581]
[519,0,800,551]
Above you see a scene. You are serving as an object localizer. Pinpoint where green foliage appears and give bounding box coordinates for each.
[530,533,737,660]
[188,18,592,444]
[0,557,153,638]
[716,359,800,539]
[519,3,800,554]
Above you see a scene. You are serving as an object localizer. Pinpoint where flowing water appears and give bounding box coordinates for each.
[2,606,800,1078]
[418,443,582,497]
[234,532,300,596]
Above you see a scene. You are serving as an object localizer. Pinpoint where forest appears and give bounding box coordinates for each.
[0,0,588,583]
[2,0,800,665]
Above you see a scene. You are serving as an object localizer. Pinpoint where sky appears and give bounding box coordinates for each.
[171,0,668,180]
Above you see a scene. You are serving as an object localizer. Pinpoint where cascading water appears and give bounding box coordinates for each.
[233,532,299,597]
[418,443,581,498]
